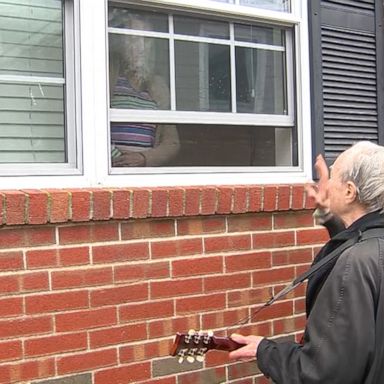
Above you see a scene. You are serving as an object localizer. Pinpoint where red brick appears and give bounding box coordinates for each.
[204,273,251,292]
[151,238,202,259]
[90,283,148,307]
[151,278,203,299]
[0,340,22,362]
[227,287,272,308]
[26,247,90,269]
[120,339,171,362]
[272,248,313,266]
[291,185,305,210]
[0,297,23,317]
[168,188,184,217]
[148,314,200,338]
[202,308,249,330]
[119,300,174,323]
[217,187,233,214]
[233,186,248,213]
[172,256,223,277]
[176,293,225,315]
[248,186,263,212]
[0,251,23,271]
[59,223,119,244]
[226,251,272,272]
[252,300,293,322]
[56,307,117,332]
[25,332,87,357]
[151,188,168,217]
[228,359,260,380]
[0,275,19,294]
[45,189,70,222]
[274,210,314,229]
[178,367,226,384]
[92,189,111,220]
[0,316,52,338]
[253,266,295,286]
[70,189,91,222]
[112,189,131,219]
[93,242,149,263]
[0,227,55,249]
[52,267,113,289]
[253,231,295,249]
[57,349,117,375]
[184,187,200,216]
[132,189,150,218]
[3,190,26,225]
[114,261,170,283]
[23,189,48,224]
[177,217,225,236]
[25,291,89,314]
[21,271,49,292]
[204,234,251,253]
[121,219,175,240]
[90,323,147,348]
[263,185,277,211]
[296,228,329,245]
[94,363,151,384]
[277,185,291,210]
[200,187,217,215]
[227,213,272,232]
[0,358,55,383]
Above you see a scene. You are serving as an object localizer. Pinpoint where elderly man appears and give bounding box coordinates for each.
[230,141,384,383]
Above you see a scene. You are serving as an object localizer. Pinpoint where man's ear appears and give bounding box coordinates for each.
[345,181,359,203]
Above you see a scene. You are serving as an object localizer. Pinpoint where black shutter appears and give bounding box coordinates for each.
[309,0,384,165]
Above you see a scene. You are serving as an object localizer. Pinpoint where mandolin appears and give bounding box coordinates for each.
[170,329,245,363]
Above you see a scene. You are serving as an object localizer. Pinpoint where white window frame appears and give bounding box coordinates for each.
[0,0,312,188]
[0,0,83,180]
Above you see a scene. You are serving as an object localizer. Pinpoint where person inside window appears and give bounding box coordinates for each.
[109,14,179,167]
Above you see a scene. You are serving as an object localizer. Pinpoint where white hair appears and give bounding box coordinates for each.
[339,141,384,212]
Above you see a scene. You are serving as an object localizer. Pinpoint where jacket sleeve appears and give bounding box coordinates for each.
[256,239,379,384]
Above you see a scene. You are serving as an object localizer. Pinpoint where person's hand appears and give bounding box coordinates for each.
[305,154,330,211]
[112,150,146,167]
[228,333,264,361]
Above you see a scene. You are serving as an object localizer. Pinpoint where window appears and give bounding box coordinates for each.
[108,2,297,171]
[0,0,80,175]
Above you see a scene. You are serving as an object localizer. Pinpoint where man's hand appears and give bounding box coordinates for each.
[112,150,146,167]
[228,333,264,361]
[305,154,330,211]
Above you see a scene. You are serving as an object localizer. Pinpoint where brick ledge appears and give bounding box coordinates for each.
[0,185,315,226]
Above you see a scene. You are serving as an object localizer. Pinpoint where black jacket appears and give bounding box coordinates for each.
[256,211,384,383]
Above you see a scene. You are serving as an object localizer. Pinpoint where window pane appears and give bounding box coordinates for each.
[0,82,65,163]
[108,5,168,32]
[0,0,64,77]
[236,47,287,114]
[109,34,170,110]
[175,41,231,112]
[174,15,229,39]
[239,0,290,12]
[235,23,284,45]
[111,123,295,167]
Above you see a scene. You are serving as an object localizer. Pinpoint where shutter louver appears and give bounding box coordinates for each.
[322,0,375,12]
[321,26,378,162]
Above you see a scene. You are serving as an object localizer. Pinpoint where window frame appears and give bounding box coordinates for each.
[0,0,83,177]
[0,0,313,188]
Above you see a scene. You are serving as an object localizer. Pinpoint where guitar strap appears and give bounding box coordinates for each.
[267,226,384,306]
[234,226,384,326]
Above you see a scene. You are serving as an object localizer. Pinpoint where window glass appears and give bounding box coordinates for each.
[173,16,229,39]
[175,42,231,112]
[239,0,290,12]
[108,5,296,169]
[0,0,66,163]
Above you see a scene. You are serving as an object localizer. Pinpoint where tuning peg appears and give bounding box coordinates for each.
[196,355,204,362]
[187,356,195,363]
[178,356,184,364]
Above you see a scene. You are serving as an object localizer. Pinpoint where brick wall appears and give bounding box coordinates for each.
[0,185,328,384]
